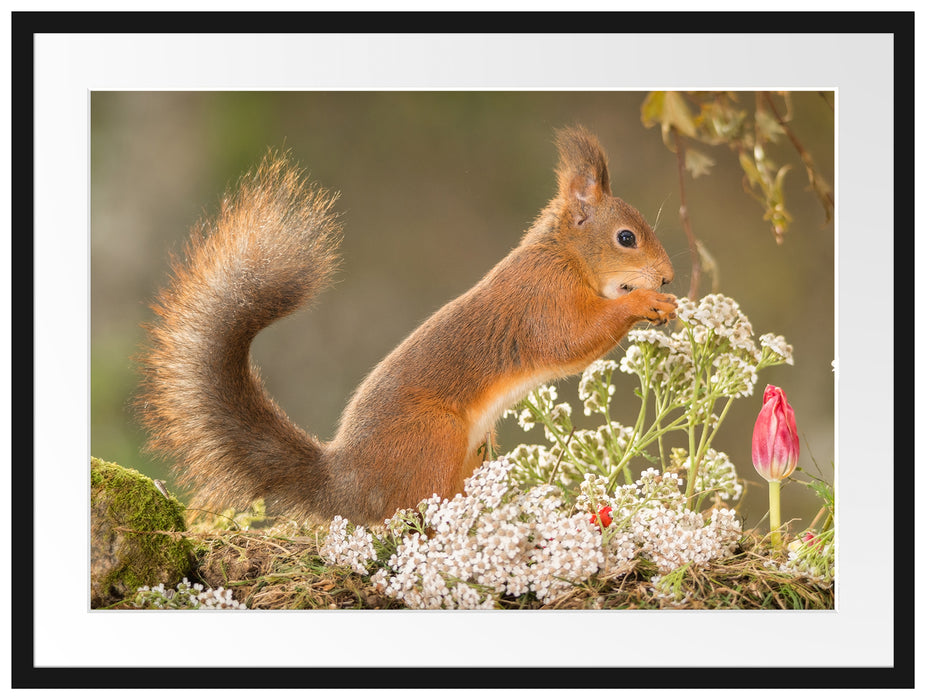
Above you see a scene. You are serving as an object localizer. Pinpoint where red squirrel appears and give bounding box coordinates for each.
[136,126,677,525]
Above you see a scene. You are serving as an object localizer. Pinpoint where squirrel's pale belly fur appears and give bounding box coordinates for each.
[466,370,565,454]
[136,126,677,525]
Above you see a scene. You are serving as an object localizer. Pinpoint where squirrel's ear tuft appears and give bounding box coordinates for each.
[554,125,612,220]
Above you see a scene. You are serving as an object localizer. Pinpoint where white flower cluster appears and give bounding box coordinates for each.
[620,293,793,401]
[507,420,635,488]
[685,448,744,503]
[319,515,378,575]
[505,442,560,482]
[134,578,247,609]
[618,343,646,376]
[369,459,604,608]
[619,331,699,399]
[318,460,745,609]
[649,573,693,606]
[574,472,613,513]
[680,294,795,367]
[578,359,618,416]
[505,367,639,487]
[613,505,741,574]
[505,383,563,432]
[580,468,742,574]
[676,293,757,355]
[710,352,759,398]
[759,333,795,365]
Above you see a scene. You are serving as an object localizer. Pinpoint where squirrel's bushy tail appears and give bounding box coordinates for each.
[135,151,342,518]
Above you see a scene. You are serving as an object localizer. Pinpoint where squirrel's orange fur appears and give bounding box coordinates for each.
[136,126,676,524]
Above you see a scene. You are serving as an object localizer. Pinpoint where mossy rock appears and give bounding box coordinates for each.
[90,457,194,608]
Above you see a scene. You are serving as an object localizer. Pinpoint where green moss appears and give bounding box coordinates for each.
[90,457,194,607]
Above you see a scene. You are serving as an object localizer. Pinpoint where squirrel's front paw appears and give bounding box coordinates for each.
[628,289,677,326]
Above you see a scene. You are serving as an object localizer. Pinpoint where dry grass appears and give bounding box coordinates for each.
[193,528,403,610]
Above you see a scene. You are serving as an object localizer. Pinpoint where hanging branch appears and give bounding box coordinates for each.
[761,91,834,222]
[672,127,701,300]
[817,91,835,113]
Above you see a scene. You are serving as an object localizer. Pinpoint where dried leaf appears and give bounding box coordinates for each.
[641,91,698,149]
[662,91,698,139]
[738,151,761,187]
[685,148,715,178]
[755,108,786,143]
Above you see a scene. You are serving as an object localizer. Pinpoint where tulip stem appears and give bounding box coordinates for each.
[768,479,782,549]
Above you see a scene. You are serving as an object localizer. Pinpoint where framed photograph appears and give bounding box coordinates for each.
[13,8,909,692]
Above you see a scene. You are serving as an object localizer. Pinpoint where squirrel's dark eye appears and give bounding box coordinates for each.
[616,229,637,248]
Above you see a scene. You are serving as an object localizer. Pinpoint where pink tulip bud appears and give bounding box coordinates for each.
[752,385,799,482]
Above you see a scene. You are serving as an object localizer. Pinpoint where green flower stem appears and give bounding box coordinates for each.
[687,396,715,507]
[768,479,782,549]
[685,417,699,505]
[691,396,734,511]
[592,368,618,474]
[523,396,607,481]
[602,365,615,427]
[623,385,650,485]
[607,409,690,490]
[704,397,733,453]
[618,348,658,484]
[546,427,575,485]
[683,324,703,505]
[653,387,668,469]
[524,399,571,449]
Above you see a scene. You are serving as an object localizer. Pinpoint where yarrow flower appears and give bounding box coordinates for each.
[628,506,741,573]
[618,344,645,376]
[319,515,378,575]
[323,460,745,609]
[777,530,834,585]
[711,353,758,398]
[759,333,795,365]
[620,294,770,395]
[369,459,606,607]
[322,293,804,609]
[578,359,619,416]
[590,468,741,574]
[134,578,247,609]
[676,293,757,356]
[670,447,743,504]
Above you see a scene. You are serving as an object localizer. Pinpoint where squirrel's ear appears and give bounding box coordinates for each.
[554,126,612,224]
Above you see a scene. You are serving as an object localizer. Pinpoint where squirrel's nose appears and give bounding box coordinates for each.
[659,263,674,288]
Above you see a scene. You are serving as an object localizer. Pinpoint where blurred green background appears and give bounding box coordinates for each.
[90,91,834,532]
